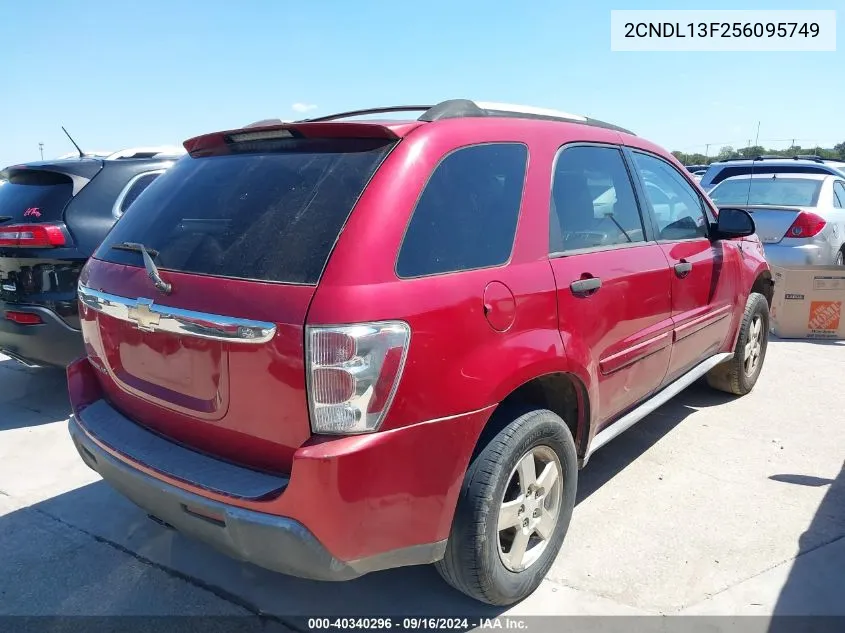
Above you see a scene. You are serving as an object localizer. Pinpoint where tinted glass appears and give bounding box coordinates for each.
[97,138,395,284]
[710,165,831,186]
[396,143,527,278]
[633,152,708,240]
[0,170,73,222]
[834,182,845,208]
[709,177,822,207]
[119,172,161,215]
[550,145,645,252]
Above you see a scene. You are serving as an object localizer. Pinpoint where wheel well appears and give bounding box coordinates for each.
[473,373,589,462]
[752,270,774,307]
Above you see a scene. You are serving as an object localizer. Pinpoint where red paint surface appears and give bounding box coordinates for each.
[70,115,769,563]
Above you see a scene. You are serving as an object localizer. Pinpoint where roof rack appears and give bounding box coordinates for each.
[105,146,187,160]
[717,154,829,164]
[294,99,635,135]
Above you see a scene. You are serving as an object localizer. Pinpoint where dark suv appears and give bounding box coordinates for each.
[0,148,182,367]
[67,100,772,606]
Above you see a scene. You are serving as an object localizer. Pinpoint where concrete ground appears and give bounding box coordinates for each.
[1,337,843,625]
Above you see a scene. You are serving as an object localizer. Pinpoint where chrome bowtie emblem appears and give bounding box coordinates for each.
[127,299,160,332]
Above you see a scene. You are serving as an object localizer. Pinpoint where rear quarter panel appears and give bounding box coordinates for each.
[309,119,584,432]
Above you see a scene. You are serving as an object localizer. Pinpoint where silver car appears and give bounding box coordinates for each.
[707,173,845,267]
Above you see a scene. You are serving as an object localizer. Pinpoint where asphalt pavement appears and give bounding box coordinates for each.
[1,337,843,625]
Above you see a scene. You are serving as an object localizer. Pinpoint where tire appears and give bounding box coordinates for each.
[836,248,844,267]
[706,292,769,396]
[435,407,578,606]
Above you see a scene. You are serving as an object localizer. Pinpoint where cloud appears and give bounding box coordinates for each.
[291,102,318,113]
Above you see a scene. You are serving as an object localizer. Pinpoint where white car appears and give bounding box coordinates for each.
[708,172,845,266]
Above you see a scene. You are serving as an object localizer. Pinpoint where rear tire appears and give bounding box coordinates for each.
[835,248,844,266]
[435,407,578,606]
[706,292,769,396]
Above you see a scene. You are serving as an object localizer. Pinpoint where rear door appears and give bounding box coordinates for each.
[548,143,673,427]
[81,130,397,473]
[629,150,739,383]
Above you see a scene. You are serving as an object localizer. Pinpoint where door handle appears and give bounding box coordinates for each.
[674,261,692,278]
[570,277,602,296]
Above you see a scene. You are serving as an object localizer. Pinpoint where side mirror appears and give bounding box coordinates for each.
[712,207,755,240]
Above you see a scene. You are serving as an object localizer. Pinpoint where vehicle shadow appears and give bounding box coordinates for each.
[767,335,845,347]
[767,460,845,626]
[577,378,735,504]
[0,358,70,430]
[1,378,732,619]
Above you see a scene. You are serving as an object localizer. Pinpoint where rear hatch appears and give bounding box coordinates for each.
[0,162,101,326]
[79,126,398,473]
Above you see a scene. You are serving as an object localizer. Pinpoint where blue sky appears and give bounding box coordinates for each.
[1,0,842,167]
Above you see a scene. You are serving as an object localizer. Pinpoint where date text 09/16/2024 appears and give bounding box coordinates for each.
[306,618,528,630]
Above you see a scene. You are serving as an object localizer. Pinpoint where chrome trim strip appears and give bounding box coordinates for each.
[78,285,276,344]
[585,351,734,462]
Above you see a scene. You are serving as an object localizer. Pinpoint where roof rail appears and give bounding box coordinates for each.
[716,154,829,164]
[105,146,187,160]
[294,99,634,135]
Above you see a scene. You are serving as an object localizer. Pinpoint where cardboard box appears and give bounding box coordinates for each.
[770,265,845,339]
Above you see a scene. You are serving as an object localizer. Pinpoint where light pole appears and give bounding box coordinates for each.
[38,142,44,160]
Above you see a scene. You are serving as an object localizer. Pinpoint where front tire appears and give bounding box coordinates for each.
[706,291,769,395]
[435,408,578,606]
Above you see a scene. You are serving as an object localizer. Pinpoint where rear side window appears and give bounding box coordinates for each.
[0,170,73,222]
[833,181,845,208]
[96,138,395,285]
[396,143,527,278]
[114,171,163,218]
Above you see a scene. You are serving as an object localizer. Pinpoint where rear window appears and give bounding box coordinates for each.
[709,178,823,207]
[0,170,74,222]
[96,138,395,284]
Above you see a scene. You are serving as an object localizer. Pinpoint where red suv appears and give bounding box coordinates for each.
[67,100,772,606]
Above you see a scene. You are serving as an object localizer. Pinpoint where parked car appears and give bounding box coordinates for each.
[708,172,845,266]
[699,155,845,192]
[0,146,184,367]
[66,99,772,606]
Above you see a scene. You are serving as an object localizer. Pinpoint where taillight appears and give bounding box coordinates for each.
[0,223,67,247]
[306,321,411,434]
[5,311,43,325]
[784,212,826,239]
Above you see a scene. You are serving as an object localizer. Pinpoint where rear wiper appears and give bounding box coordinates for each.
[110,242,172,295]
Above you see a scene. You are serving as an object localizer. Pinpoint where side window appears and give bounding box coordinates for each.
[833,181,845,208]
[549,145,646,253]
[113,171,163,218]
[396,143,527,278]
[632,152,709,241]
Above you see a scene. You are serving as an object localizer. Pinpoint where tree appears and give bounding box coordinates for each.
[834,142,845,160]
[717,146,735,160]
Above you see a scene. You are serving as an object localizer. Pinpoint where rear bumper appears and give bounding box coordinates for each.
[0,302,84,367]
[67,358,492,579]
[69,414,443,581]
[763,242,835,268]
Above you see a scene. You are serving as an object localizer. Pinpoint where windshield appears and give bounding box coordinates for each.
[96,137,395,285]
[708,177,823,207]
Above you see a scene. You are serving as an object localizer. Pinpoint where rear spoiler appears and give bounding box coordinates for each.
[716,204,807,214]
[183,122,401,157]
[1,160,103,196]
